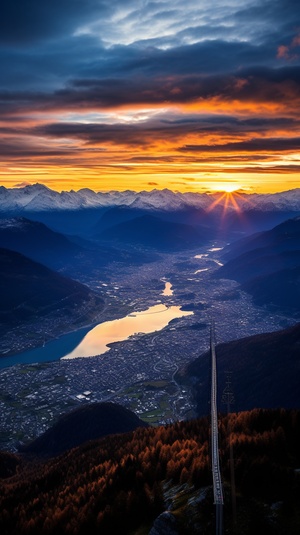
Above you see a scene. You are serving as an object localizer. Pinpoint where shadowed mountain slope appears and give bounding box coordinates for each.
[0,247,101,332]
[0,217,155,282]
[177,322,300,416]
[215,217,300,314]
[0,248,104,359]
[220,217,300,263]
[96,214,211,250]
[0,217,80,268]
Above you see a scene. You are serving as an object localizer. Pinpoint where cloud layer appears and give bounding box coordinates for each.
[0,0,300,192]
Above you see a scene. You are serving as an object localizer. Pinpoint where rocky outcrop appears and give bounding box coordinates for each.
[149,511,179,535]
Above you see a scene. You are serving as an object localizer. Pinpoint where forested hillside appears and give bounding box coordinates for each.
[1,409,300,534]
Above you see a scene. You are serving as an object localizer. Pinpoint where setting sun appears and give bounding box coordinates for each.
[204,182,244,194]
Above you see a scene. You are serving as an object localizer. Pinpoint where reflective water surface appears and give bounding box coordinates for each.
[62,304,192,360]
[162,282,173,296]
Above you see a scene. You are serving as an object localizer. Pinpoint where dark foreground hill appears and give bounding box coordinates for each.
[1,409,300,534]
[19,402,149,457]
[177,322,300,416]
[0,248,102,336]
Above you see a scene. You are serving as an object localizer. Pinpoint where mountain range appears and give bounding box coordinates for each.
[0,217,80,269]
[1,183,300,213]
[0,184,300,239]
[0,217,154,280]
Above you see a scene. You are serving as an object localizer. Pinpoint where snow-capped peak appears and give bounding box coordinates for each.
[0,184,300,213]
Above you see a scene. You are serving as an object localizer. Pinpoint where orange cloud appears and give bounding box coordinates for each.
[277,45,290,59]
[292,35,300,47]
[277,33,300,60]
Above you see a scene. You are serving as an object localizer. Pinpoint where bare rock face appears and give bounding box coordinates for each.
[149,511,179,535]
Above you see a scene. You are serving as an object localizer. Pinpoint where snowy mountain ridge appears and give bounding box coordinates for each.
[0,183,300,213]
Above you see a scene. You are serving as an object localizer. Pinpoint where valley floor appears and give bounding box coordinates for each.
[0,243,296,451]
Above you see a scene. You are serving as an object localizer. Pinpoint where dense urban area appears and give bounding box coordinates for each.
[0,244,295,451]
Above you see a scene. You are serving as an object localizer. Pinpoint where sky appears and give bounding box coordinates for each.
[0,0,300,194]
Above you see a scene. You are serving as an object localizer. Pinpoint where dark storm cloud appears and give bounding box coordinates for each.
[45,67,300,108]
[0,0,133,44]
[0,0,299,182]
[180,137,300,153]
[0,37,277,93]
[0,138,73,158]
[30,114,300,147]
[0,0,299,96]
[235,0,299,38]
[1,63,298,116]
[0,0,96,44]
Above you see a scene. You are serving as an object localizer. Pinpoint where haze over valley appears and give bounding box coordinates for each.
[0,183,299,535]
[0,185,299,447]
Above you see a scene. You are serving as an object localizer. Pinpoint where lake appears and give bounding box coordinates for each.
[162,281,173,296]
[0,303,192,368]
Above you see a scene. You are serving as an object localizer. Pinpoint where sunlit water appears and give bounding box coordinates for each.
[162,281,173,296]
[62,304,192,360]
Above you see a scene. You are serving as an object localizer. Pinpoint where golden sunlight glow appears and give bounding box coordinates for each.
[1,101,300,194]
[207,182,243,193]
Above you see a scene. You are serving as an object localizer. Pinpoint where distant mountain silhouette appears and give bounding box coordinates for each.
[217,249,300,284]
[96,214,209,250]
[19,402,148,457]
[242,265,300,314]
[215,217,300,313]
[221,216,300,262]
[92,205,148,233]
[92,204,216,232]
[0,247,101,332]
[0,217,155,279]
[224,209,300,235]
[178,322,300,415]
[0,217,81,269]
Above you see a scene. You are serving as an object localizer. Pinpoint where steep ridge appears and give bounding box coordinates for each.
[177,322,300,415]
[0,217,81,269]
[220,217,300,263]
[0,247,102,341]
[215,217,300,314]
